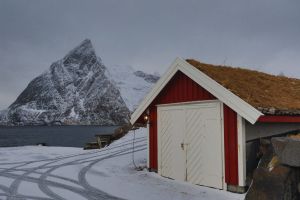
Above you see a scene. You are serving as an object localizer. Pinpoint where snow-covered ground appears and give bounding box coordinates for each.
[0,128,245,200]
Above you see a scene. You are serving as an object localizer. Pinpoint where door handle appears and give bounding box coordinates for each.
[181,143,184,150]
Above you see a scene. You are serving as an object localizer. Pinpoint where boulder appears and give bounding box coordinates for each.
[246,138,300,200]
[272,137,300,167]
[246,165,298,200]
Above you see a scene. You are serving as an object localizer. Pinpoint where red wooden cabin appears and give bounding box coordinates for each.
[130,58,300,193]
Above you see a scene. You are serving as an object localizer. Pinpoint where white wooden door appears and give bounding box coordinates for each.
[185,103,223,189]
[158,107,186,181]
[158,102,223,189]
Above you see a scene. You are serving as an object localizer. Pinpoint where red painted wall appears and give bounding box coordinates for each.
[223,105,239,185]
[149,105,157,170]
[147,71,239,186]
[153,71,216,104]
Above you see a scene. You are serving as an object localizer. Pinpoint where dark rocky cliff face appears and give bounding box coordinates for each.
[2,39,130,126]
[133,71,160,83]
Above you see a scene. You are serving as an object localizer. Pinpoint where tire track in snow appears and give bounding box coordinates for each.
[0,137,147,200]
[38,144,146,200]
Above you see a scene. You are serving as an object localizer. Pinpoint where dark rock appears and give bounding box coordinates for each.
[133,70,160,83]
[272,137,300,167]
[246,138,300,200]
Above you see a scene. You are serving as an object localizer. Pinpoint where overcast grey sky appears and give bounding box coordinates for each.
[0,0,300,109]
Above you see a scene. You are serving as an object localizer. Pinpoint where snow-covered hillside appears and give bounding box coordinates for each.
[0,39,159,126]
[106,65,159,111]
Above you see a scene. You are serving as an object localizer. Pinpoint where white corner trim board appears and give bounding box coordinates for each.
[237,114,246,186]
[130,57,263,125]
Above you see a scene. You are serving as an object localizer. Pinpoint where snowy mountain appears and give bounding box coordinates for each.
[106,65,159,111]
[0,39,131,126]
[0,39,159,126]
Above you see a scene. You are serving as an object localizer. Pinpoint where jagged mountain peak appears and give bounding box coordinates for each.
[67,39,94,56]
[2,40,130,126]
[62,39,99,68]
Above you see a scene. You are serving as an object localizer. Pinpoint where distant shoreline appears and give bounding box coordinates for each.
[0,124,125,128]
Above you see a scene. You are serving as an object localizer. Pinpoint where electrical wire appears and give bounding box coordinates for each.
[132,129,138,169]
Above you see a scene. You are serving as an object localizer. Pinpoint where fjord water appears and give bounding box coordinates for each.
[0,126,118,147]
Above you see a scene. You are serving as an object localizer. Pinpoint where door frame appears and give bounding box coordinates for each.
[157,100,226,190]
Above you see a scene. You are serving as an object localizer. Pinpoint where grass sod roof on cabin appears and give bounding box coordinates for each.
[186,59,300,116]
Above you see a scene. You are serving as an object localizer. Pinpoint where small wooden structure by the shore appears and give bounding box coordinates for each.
[95,134,112,148]
[84,134,112,150]
[83,124,135,150]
